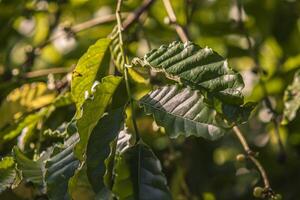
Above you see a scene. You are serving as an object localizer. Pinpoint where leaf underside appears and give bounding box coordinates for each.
[46,134,80,200]
[140,85,229,140]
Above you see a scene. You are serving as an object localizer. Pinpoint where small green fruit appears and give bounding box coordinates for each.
[253,187,264,198]
[236,154,246,162]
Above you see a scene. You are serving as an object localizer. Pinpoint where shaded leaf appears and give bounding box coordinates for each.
[74,75,122,160]
[86,107,125,193]
[112,142,172,200]
[0,157,16,193]
[103,128,133,189]
[282,70,300,124]
[71,38,112,111]
[46,134,80,200]
[140,85,229,140]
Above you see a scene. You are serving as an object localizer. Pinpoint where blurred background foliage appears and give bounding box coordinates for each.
[1,0,300,199]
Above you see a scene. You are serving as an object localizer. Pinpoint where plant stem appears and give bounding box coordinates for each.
[116,0,140,142]
[232,126,271,189]
[162,0,189,42]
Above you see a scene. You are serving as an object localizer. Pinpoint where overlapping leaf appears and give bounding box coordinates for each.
[46,134,80,200]
[71,38,112,111]
[140,85,229,140]
[13,147,49,187]
[86,108,124,193]
[135,41,244,104]
[282,70,300,124]
[112,142,172,200]
[134,41,255,122]
[74,75,122,160]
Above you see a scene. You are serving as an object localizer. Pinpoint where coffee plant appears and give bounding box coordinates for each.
[1,0,300,199]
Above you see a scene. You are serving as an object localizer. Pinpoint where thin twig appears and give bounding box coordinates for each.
[233,126,271,189]
[36,13,127,51]
[162,0,189,42]
[235,0,286,162]
[123,0,156,30]
[24,67,73,78]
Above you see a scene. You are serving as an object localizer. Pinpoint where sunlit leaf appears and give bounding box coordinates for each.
[112,142,172,200]
[74,75,122,160]
[134,41,245,106]
[0,82,56,129]
[71,38,112,111]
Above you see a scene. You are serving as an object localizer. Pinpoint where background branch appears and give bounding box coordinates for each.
[162,0,189,42]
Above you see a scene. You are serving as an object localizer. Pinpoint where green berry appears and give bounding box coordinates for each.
[253,187,264,198]
[236,154,246,162]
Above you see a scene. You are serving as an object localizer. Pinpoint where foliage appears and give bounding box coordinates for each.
[1,0,300,200]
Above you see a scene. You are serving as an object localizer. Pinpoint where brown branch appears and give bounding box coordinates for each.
[162,0,189,42]
[233,126,271,189]
[123,0,156,30]
[24,67,74,78]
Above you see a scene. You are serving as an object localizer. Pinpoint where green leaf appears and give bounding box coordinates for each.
[139,85,229,140]
[46,134,80,200]
[0,157,16,193]
[134,41,245,105]
[86,107,125,193]
[112,142,172,200]
[71,38,112,111]
[13,147,49,187]
[282,70,300,124]
[0,82,56,129]
[74,75,122,160]
[109,26,125,72]
[2,107,50,141]
[103,128,133,190]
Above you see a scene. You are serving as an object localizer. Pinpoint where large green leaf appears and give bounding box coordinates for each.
[46,134,80,200]
[0,157,16,193]
[13,147,48,187]
[74,75,122,160]
[71,38,112,111]
[112,142,172,200]
[86,107,125,193]
[140,85,229,140]
[282,70,300,124]
[134,41,245,105]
